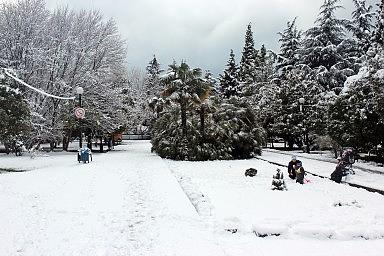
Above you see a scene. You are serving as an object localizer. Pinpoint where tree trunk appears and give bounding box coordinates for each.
[305,132,310,154]
[99,136,104,153]
[62,136,69,151]
[87,135,92,151]
[181,99,187,137]
[5,143,10,154]
[333,148,338,159]
[50,141,55,151]
[200,106,205,142]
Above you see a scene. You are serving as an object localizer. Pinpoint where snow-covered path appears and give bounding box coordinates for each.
[0,142,225,256]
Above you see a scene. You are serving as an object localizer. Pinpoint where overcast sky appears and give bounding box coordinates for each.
[2,0,378,75]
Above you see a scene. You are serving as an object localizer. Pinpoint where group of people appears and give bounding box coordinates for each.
[331,148,355,183]
[287,149,355,185]
[287,156,306,184]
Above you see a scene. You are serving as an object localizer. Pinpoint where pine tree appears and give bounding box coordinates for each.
[239,23,258,85]
[373,0,384,46]
[277,17,302,75]
[328,2,384,151]
[302,0,345,70]
[219,49,240,98]
[346,0,374,53]
[255,45,275,83]
[301,0,357,95]
[259,44,267,66]
[0,78,30,152]
[144,55,163,98]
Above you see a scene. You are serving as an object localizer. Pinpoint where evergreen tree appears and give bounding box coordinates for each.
[373,0,384,46]
[204,70,217,94]
[257,18,302,148]
[144,55,163,98]
[239,23,258,85]
[259,44,267,66]
[301,0,356,94]
[346,0,374,53]
[277,17,302,75]
[0,77,30,152]
[328,2,384,151]
[255,45,275,83]
[219,49,240,98]
[302,0,345,69]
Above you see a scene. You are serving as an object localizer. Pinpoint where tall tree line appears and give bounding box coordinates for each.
[0,0,127,150]
[219,0,383,154]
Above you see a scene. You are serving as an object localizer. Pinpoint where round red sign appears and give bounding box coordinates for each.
[75,107,85,119]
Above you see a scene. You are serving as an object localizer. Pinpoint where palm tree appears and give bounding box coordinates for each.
[193,76,213,141]
[161,61,207,138]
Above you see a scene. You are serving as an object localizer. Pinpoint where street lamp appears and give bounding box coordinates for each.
[76,87,84,148]
[298,97,310,153]
[299,97,305,112]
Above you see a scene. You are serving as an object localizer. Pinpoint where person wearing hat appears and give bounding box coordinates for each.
[287,155,301,179]
[294,161,305,184]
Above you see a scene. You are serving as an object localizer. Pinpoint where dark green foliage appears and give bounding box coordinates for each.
[0,84,30,148]
[373,1,384,46]
[239,23,258,85]
[213,98,265,159]
[302,0,346,69]
[219,50,240,98]
[346,0,374,53]
[151,95,265,161]
[277,17,302,73]
[145,55,163,97]
[328,46,384,151]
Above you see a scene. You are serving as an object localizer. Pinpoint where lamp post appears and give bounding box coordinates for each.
[299,97,305,112]
[298,97,309,153]
[76,87,84,149]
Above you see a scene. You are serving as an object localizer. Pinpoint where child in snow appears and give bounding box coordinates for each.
[331,158,344,183]
[288,155,301,179]
[294,162,305,184]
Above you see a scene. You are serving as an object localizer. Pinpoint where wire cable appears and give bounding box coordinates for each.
[4,69,76,100]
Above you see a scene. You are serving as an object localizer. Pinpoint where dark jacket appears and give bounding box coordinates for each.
[331,163,344,183]
[288,160,301,178]
[295,166,305,184]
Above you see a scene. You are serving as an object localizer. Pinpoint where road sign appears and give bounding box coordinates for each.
[75,107,85,119]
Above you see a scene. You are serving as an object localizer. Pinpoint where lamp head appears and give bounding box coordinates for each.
[76,87,84,95]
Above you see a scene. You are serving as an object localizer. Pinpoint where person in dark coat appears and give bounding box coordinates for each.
[288,155,301,179]
[331,158,345,183]
[294,161,305,184]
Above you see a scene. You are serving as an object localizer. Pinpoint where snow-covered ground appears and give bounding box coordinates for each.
[264,148,384,174]
[1,141,384,256]
[260,150,384,191]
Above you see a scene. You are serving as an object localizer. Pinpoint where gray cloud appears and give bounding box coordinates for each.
[11,0,380,74]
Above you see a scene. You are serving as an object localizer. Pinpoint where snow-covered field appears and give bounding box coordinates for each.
[260,150,384,191]
[264,148,384,174]
[1,141,384,256]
